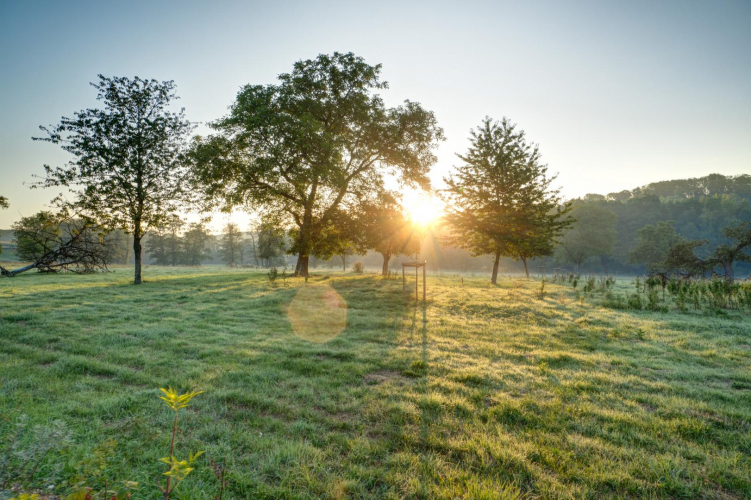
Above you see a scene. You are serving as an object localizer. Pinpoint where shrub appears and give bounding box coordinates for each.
[627,293,643,310]
[267,267,278,284]
[352,261,364,274]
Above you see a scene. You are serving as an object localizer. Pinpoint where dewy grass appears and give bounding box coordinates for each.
[0,267,749,499]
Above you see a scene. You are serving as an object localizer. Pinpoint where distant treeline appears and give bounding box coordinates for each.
[416,174,751,276]
[3,173,749,278]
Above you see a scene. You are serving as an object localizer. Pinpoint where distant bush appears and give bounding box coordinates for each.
[352,261,364,274]
[267,267,278,284]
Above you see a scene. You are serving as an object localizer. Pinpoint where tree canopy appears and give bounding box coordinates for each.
[33,75,194,284]
[443,117,572,282]
[188,52,444,276]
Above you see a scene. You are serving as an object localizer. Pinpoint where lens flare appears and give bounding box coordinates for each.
[287,284,348,343]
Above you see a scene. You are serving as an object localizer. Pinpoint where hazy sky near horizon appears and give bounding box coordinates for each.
[1,0,750,229]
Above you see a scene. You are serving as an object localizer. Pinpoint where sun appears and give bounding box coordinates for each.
[403,191,444,228]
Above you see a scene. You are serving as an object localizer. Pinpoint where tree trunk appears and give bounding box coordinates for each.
[293,204,314,277]
[133,233,143,285]
[341,255,346,271]
[722,260,734,284]
[381,253,391,276]
[296,254,309,276]
[0,262,39,277]
[521,256,529,278]
[491,250,501,285]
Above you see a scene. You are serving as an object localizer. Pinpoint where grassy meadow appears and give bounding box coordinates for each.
[0,266,750,499]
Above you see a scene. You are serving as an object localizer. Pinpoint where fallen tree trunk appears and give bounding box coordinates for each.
[1,217,111,278]
[0,263,39,277]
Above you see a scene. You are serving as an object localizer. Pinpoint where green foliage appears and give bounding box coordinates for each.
[145,216,185,266]
[0,416,72,490]
[11,211,61,262]
[255,222,286,267]
[0,196,7,255]
[443,117,573,281]
[189,52,444,276]
[352,261,364,274]
[181,223,213,266]
[267,266,278,284]
[356,192,422,275]
[4,212,112,276]
[628,221,685,273]
[33,75,195,284]
[558,202,617,268]
[573,175,751,275]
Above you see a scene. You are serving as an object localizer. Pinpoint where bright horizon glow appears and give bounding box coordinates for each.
[1,1,750,229]
[402,189,445,228]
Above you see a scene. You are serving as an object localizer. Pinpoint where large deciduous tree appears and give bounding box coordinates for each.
[189,52,443,277]
[443,117,572,283]
[33,75,194,284]
[558,202,617,270]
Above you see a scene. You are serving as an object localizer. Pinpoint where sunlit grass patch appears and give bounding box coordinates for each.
[287,283,348,343]
[0,268,749,498]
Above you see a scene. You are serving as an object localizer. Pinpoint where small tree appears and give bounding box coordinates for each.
[712,222,751,283]
[33,75,194,284]
[219,222,242,267]
[558,203,617,270]
[664,222,751,283]
[0,196,7,255]
[443,117,572,283]
[146,217,184,266]
[360,193,422,276]
[256,222,286,267]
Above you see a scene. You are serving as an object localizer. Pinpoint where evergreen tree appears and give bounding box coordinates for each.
[443,117,572,283]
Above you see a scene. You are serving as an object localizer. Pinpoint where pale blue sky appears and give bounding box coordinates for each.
[1,0,750,228]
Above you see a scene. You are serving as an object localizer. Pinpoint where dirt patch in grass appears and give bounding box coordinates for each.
[364,370,407,385]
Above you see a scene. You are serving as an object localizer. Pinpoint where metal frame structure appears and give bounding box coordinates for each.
[402,260,427,302]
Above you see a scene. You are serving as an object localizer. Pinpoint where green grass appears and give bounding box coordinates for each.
[0,267,750,499]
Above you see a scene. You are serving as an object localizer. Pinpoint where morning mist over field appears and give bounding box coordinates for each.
[1,2,750,499]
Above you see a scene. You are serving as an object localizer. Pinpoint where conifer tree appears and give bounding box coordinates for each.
[443,117,573,283]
